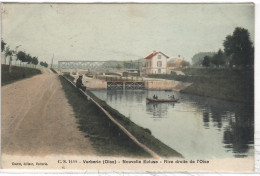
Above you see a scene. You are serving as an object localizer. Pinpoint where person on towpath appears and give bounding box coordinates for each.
[76,75,86,91]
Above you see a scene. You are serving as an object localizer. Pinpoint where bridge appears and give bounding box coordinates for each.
[58,60,106,70]
[58,60,142,70]
[57,60,184,91]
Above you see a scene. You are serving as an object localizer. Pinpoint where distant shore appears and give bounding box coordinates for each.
[148,68,254,103]
[66,73,191,91]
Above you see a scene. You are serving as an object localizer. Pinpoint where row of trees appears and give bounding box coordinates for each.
[201,27,254,68]
[1,39,48,72]
[16,51,39,68]
[202,49,226,67]
[40,61,48,67]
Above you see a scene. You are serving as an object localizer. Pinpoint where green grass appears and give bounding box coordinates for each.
[148,68,254,103]
[59,75,182,158]
[1,64,42,86]
[63,73,75,82]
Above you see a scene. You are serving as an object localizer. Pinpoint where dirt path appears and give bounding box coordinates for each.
[1,69,95,156]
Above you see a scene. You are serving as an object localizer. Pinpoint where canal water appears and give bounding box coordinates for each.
[91,90,254,159]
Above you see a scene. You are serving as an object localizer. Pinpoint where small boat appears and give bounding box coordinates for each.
[146,98,179,103]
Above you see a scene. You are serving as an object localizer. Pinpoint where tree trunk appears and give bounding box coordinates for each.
[9,56,12,73]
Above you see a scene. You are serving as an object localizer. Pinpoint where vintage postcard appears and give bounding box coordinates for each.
[0,2,255,172]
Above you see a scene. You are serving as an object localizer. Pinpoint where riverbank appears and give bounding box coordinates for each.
[1,64,42,86]
[148,68,254,103]
[59,75,182,158]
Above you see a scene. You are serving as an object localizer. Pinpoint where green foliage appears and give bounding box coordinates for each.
[3,40,47,69]
[17,51,39,67]
[181,68,254,103]
[192,27,253,68]
[63,73,75,82]
[32,57,39,66]
[211,49,227,67]
[149,68,254,103]
[25,54,32,64]
[16,51,27,62]
[191,52,216,65]
[40,61,48,68]
[202,56,211,67]
[200,49,227,68]
[1,39,6,52]
[4,46,14,57]
[223,27,254,67]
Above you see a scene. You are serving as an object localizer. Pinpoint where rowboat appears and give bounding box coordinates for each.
[146,98,179,103]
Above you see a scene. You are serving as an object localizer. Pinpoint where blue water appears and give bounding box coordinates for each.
[91,90,254,159]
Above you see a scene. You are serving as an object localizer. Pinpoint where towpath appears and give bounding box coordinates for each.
[1,69,95,156]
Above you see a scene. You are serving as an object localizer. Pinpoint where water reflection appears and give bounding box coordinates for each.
[91,90,254,159]
[223,107,254,157]
[180,94,254,157]
[107,90,145,103]
[146,102,175,118]
[202,111,210,129]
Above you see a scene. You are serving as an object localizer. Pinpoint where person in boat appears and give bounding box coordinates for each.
[153,94,156,99]
[155,95,158,99]
[76,75,86,91]
[168,95,175,99]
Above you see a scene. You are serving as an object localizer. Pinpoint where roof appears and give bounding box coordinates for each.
[145,51,169,59]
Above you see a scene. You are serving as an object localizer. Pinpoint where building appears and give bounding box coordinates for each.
[145,51,169,74]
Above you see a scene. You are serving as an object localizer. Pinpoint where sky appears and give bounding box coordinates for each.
[1,3,254,64]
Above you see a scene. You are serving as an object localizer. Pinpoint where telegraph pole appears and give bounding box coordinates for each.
[51,53,54,68]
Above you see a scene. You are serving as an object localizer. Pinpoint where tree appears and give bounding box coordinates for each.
[32,57,39,68]
[202,56,211,67]
[211,49,226,67]
[40,61,48,68]
[44,62,48,68]
[4,46,11,64]
[223,27,254,67]
[181,60,190,68]
[16,51,27,65]
[191,52,216,66]
[25,54,32,65]
[1,39,6,52]
[5,46,15,72]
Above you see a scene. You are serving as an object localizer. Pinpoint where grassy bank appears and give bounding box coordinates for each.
[59,75,182,158]
[1,64,42,86]
[148,68,254,103]
[63,73,75,82]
